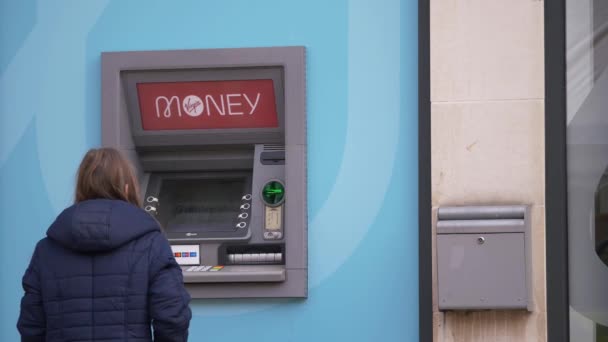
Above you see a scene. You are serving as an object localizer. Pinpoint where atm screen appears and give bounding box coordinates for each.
[158,178,248,233]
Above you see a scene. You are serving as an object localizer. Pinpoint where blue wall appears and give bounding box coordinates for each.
[0,0,419,340]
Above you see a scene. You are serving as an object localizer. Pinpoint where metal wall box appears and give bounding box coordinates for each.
[436,205,532,311]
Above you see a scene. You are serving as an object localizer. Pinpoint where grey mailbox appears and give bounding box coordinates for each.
[436,205,532,311]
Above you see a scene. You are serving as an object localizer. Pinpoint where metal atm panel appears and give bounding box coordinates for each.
[101,47,307,299]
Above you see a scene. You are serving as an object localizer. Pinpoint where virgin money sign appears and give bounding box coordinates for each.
[136,79,279,131]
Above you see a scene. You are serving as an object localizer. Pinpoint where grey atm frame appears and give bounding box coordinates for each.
[101,47,307,298]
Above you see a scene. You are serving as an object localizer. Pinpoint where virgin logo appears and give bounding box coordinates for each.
[155,93,261,119]
[182,95,203,117]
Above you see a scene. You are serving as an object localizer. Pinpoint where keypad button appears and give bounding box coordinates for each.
[243,254,252,263]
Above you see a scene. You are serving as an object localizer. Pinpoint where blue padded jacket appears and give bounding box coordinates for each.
[17,199,192,342]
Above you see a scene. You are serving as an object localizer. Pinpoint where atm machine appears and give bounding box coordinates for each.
[101,47,307,298]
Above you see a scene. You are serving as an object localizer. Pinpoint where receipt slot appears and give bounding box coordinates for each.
[101,47,307,298]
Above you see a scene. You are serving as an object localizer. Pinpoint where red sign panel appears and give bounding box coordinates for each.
[136,79,279,131]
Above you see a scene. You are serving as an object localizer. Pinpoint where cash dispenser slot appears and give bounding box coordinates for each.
[139,149,254,172]
[182,265,286,284]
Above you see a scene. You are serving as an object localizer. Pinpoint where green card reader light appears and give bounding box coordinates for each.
[262,181,285,206]
[262,180,285,240]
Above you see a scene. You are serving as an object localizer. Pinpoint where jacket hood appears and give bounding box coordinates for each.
[47,199,160,252]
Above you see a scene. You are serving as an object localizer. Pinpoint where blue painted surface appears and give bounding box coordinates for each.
[0,0,418,340]
[0,0,37,72]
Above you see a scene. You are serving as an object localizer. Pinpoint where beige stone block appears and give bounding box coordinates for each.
[432,206,439,312]
[528,311,547,342]
[430,0,544,102]
[443,311,546,342]
[434,312,445,342]
[431,100,545,206]
[530,205,546,314]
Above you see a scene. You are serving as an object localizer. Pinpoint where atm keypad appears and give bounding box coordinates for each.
[227,253,282,264]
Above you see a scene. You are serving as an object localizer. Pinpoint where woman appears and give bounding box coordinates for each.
[17,148,192,342]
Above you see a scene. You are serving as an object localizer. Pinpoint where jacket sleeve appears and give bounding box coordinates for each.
[17,243,46,342]
[148,233,192,342]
